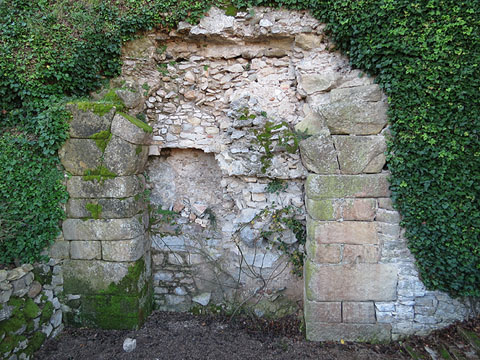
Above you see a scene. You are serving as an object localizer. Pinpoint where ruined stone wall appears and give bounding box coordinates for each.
[52,6,477,341]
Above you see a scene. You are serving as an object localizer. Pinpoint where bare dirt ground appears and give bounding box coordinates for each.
[35,311,480,360]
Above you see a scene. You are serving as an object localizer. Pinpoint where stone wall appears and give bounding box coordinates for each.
[0,262,63,359]
[53,6,478,341]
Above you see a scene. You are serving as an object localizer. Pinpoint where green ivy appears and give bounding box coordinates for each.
[0,0,478,298]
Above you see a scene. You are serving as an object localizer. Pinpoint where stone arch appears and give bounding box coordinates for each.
[56,6,474,340]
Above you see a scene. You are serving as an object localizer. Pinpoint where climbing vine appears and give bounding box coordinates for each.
[0,0,478,298]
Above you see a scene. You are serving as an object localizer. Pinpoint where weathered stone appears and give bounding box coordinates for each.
[0,303,12,321]
[343,302,376,323]
[70,241,101,260]
[111,113,151,145]
[0,270,7,282]
[295,108,330,136]
[122,36,155,59]
[312,221,378,245]
[305,300,341,323]
[307,242,341,264]
[116,88,144,109]
[333,136,386,174]
[343,245,380,263]
[63,260,132,294]
[192,292,211,306]
[306,322,392,342]
[66,103,114,138]
[299,134,339,174]
[6,267,27,281]
[375,209,401,223]
[66,197,144,219]
[190,7,234,36]
[313,85,388,135]
[50,310,63,328]
[0,288,12,303]
[48,239,70,259]
[62,217,144,241]
[123,337,137,353]
[306,199,338,221]
[67,175,144,198]
[343,199,376,221]
[102,236,145,262]
[103,136,149,175]
[305,261,398,301]
[377,197,394,210]
[59,139,103,175]
[28,281,43,298]
[306,174,390,199]
[12,278,28,297]
[295,33,323,50]
[298,71,340,94]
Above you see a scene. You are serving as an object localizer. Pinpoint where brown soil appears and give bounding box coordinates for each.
[35,311,480,360]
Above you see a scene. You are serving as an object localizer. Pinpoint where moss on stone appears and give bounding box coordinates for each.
[135,145,143,155]
[0,334,25,354]
[32,267,52,286]
[85,203,102,219]
[82,165,117,183]
[75,101,116,117]
[24,331,46,356]
[40,301,54,323]
[117,112,153,133]
[24,298,40,319]
[102,90,126,112]
[90,130,112,153]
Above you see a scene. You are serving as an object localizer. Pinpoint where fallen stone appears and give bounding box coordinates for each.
[192,292,211,306]
[123,338,137,353]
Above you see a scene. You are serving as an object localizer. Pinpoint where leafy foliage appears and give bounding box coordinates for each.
[0,0,478,298]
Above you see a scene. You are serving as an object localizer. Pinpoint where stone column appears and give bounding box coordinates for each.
[300,82,398,341]
[59,101,153,329]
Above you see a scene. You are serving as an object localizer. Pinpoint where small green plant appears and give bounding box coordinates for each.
[254,121,299,173]
[266,179,288,194]
[90,130,112,152]
[85,203,102,219]
[157,63,168,76]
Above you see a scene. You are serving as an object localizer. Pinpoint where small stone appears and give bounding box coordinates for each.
[259,18,273,27]
[192,292,211,306]
[123,338,137,353]
[28,281,43,298]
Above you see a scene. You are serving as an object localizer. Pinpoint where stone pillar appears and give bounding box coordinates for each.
[300,81,398,341]
[59,101,153,329]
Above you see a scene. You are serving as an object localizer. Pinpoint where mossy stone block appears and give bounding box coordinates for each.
[59,139,103,175]
[103,136,149,175]
[66,103,115,138]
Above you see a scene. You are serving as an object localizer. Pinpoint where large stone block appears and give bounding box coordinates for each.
[63,217,144,241]
[304,300,341,323]
[102,237,145,262]
[312,85,388,135]
[305,261,398,301]
[66,103,115,138]
[306,199,339,221]
[295,107,330,136]
[67,175,144,198]
[343,302,376,324]
[295,33,323,51]
[48,238,70,260]
[111,113,151,145]
[306,174,390,199]
[70,241,101,260]
[306,322,391,342]
[306,242,341,264]
[343,199,376,221]
[333,136,386,174]
[59,139,103,175]
[103,136,149,175]
[299,134,339,174]
[298,71,340,94]
[311,221,378,245]
[63,260,131,294]
[66,197,144,219]
[343,245,380,264]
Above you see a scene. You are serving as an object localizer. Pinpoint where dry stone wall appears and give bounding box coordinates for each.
[0,262,63,359]
[52,6,478,341]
